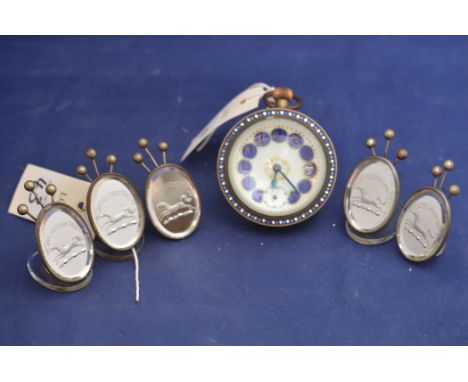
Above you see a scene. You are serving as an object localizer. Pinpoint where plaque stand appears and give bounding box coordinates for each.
[94,235,145,262]
[27,251,93,292]
[345,208,399,246]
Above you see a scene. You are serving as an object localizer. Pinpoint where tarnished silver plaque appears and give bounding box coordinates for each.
[146,165,201,239]
[397,188,450,262]
[397,160,460,262]
[77,150,146,302]
[37,204,94,282]
[88,173,145,251]
[17,180,94,291]
[343,129,408,244]
[345,156,399,233]
[133,138,202,240]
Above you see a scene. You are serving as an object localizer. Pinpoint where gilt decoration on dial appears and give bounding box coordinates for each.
[217,109,337,226]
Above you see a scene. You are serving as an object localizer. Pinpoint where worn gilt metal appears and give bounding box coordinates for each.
[397,160,460,262]
[133,138,201,240]
[18,180,94,292]
[344,129,408,245]
[217,87,338,227]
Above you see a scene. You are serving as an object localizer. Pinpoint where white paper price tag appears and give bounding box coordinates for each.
[181,82,274,161]
[8,164,93,234]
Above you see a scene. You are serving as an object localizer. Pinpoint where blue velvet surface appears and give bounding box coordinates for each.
[0,36,467,345]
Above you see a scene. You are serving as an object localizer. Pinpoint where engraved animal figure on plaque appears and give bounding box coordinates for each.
[99,205,138,234]
[396,160,460,262]
[157,192,195,225]
[49,236,86,268]
[76,150,144,301]
[18,180,95,286]
[344,130,408,239]
[133,139,202,240]
[404,208,437,249]
[351,174,390,217]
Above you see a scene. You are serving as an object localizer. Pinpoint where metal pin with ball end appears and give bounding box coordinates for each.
[24,180,45,208]
[432,166,443,188]
[17,203,36,221]
[448,184,460,199]
[158,141,168,164]
[366,138,377,157]
[133,152,151,173]
[76,165,92,182]
[86,148,100,177]
[439,160,455,190]
[138,137,158,168]
[383,129,395,158]
[106,154,117,173]
[46,184,57,203]
[393,148,408,166]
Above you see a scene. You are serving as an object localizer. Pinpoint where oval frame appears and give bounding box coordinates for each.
[216,108,338,227]
[87,173,145,251]
[35,202,94,283]
[28,251,93,292]
[145,163,202,240]
[344,156,400,234]
[396,187,451,263]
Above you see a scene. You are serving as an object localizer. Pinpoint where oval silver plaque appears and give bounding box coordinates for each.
[344,157,399,233]
[397,187,451,262]
[36,203,94,283]
[88,173,145,251]
[145,164,201,239]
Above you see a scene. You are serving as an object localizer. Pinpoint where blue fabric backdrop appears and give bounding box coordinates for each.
[0,36,467,345]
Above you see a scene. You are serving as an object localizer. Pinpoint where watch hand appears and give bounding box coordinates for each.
[271,169,279,188]
[278,169,299,194]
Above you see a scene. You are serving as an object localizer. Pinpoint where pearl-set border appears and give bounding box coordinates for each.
[217,108,338,227]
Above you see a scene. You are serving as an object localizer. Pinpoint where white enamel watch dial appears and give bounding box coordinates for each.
[218,108,337,227]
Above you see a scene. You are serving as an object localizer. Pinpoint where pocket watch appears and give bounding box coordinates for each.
[217,87,338,226]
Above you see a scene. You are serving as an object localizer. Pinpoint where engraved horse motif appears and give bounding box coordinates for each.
[157,193,195,225]
[404,211,435,248]
[351,186,388,217]
[99,206,136,229]
[50,236,85,267]
[353,187,388,209]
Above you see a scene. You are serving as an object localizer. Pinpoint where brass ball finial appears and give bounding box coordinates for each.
[449,184,460,197]
[17,204,28,215]
[133,152,144,164]
[444,159,455,171]
[76,165,87,176]
[158,141,168,151]
[86,148,97,159]
[365,138,376,148]
[396,148,408,160]
[24,180,35,191]
[46,184,57,196]
[138,137,149,149]
[106,154,117,165]
[271,87,294,101]
[432,166,443,177]
[384,129,395,140]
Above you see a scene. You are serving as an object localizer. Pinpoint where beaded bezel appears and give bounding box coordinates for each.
[216,108,338,227]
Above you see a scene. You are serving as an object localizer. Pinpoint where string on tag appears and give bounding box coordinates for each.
[132,247,140,303]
